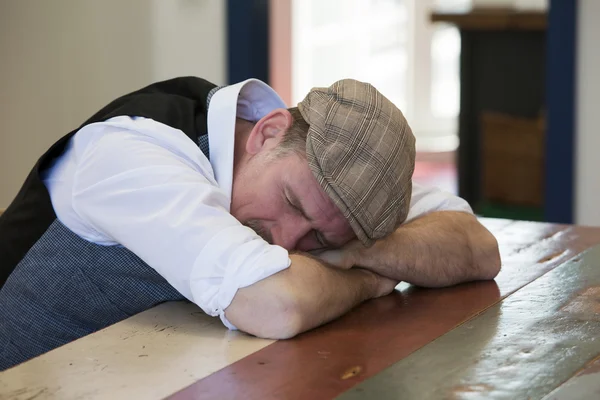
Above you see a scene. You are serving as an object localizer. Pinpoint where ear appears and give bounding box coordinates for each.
[245,108,293,155]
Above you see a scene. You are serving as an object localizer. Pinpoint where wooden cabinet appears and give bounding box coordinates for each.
[431,9,547,220]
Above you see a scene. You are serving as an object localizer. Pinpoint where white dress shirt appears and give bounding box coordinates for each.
[42,79,472,329]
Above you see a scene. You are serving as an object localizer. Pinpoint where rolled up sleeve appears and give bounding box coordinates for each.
[71,129,290,328]
[406,182,473,222]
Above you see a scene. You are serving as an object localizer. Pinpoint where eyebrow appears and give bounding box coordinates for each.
[287,186,334,248]
[287,187,312,222]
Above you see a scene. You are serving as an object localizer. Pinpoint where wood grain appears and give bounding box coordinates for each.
[168,220,600,400]
[3,219,599,400]
[431,9,547,31]
[0,303,274,400]
[340,245,600,399]
[542,355,600,399]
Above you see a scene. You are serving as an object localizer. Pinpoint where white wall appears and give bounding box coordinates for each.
[575,0,600,226]
[0,0,226,208]
[151,0,226,83]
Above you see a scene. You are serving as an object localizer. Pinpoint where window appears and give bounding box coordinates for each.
[289,0,466,151]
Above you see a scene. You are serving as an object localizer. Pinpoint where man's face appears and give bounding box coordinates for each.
[231,151,355,251]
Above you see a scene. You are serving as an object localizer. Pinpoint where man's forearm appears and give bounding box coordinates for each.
[359,212,501,287]
[320,212,501,287]
[224,254,393,339]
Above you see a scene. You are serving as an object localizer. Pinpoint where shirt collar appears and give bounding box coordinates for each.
[206,79,287,207]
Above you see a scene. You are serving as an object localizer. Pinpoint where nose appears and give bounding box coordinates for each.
[270,214,311,250]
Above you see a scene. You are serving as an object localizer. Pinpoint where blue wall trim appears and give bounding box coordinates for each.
[227,0,270,84]
[544,0,577,223]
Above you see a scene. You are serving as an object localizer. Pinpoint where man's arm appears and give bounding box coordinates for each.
[320,211,501,288]
[70,125,396,339]
[225,254,397,339]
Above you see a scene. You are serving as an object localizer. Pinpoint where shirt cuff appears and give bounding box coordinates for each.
[220,313,238,330]
[188,226,292,327]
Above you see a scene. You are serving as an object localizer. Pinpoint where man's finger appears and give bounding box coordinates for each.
[316,249,352,269]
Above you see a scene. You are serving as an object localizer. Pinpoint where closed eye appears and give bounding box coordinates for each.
[286,194,301,214]
[285,191,308,220]
[313,230,326,248]
[285,187,332,249]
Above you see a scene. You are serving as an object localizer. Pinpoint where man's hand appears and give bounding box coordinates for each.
[225,254,398,340]
[315,241,363,270]
[371,272,400,297]
[318,212,501,288]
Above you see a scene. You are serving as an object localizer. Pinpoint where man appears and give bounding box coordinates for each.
[0,77,500,370]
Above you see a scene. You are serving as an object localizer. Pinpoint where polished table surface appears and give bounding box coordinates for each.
[2,218,600,399]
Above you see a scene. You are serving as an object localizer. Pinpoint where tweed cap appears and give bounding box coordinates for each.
[297,79,416,246]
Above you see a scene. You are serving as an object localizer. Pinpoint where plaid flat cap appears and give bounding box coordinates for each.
[297,79,416,246]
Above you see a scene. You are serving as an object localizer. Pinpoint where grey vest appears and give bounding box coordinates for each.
[0,77,217,370]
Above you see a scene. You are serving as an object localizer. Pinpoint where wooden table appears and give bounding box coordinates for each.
[2,218,600,399]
